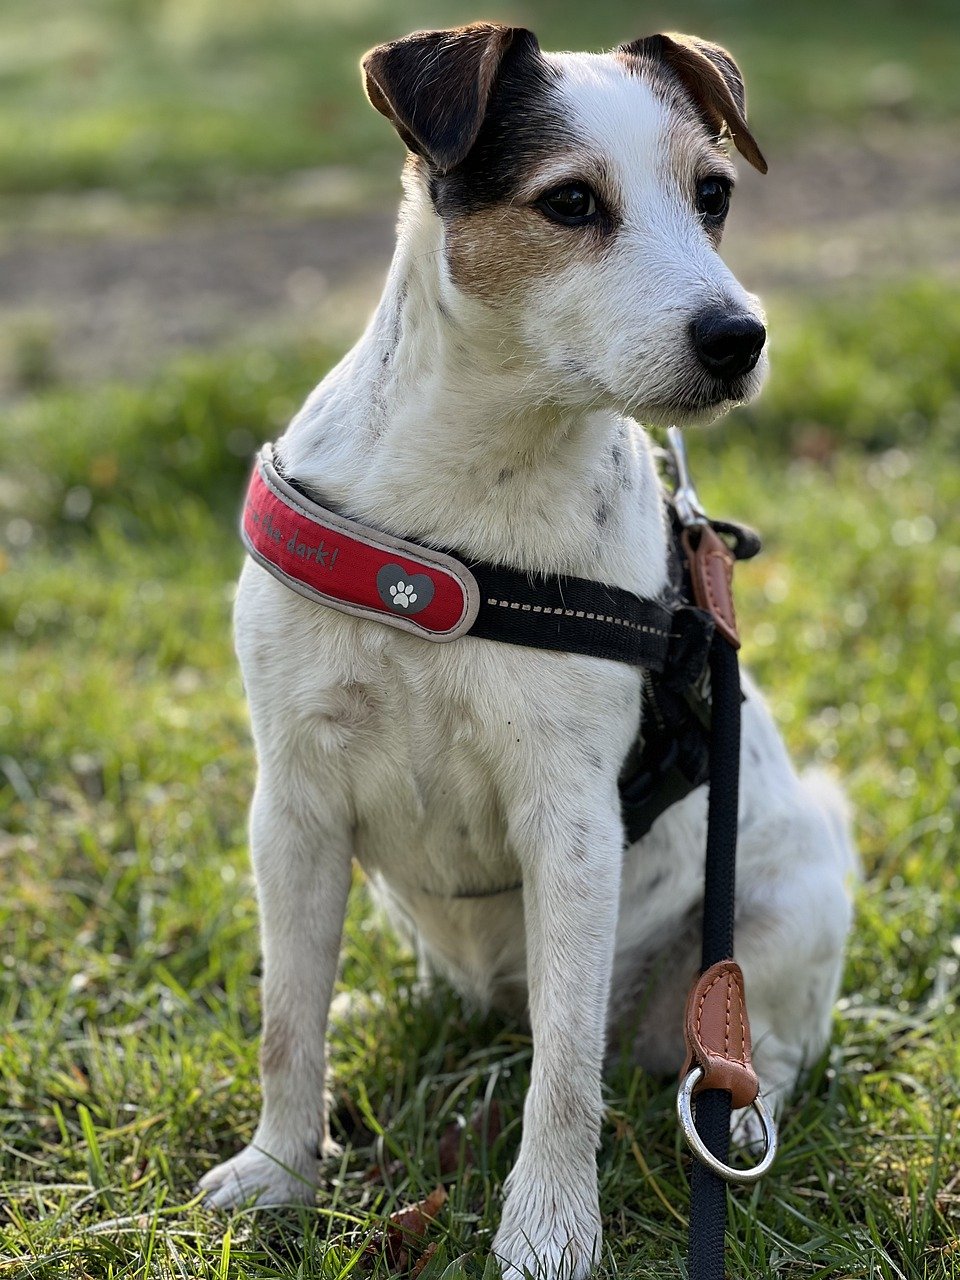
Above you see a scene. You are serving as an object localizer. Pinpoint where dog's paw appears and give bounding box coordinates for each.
[492,1175,601,1280]
[198,1143,317,1209]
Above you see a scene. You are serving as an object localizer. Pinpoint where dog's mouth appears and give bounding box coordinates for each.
[635,365,765,427]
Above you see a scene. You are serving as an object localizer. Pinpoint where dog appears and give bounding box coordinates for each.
[199,25,855,1278]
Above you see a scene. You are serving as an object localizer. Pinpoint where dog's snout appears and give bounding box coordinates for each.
[691,310,766,380]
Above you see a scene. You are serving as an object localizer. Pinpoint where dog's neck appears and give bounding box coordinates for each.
[279,183,667,592]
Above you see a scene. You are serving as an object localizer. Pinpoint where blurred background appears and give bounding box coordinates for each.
[1,0,959,399]
[1,2,958,1277]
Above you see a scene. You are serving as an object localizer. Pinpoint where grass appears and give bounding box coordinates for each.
[2,269,959,1277]
[3,1,958,1272]
[6,0,960,204]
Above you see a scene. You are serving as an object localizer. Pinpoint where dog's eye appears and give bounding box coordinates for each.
[536,183,599,226]
[696,176,731,223]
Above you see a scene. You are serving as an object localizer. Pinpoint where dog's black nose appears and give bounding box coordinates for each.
[691,311,766,380]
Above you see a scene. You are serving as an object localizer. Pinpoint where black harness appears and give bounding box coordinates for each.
[620,500,760,843]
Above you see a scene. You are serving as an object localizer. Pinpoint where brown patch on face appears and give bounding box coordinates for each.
[445,207,573,302]
[443,163,620,304]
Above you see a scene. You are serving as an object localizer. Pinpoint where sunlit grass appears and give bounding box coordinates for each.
[1,266,958,1276]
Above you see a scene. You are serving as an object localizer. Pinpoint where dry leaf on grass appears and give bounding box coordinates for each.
[409,1241,439,1278]
[361,1097,502,1272]
[365,1184,448,1273]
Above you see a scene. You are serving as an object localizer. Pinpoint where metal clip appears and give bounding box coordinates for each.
[666,426,708,529]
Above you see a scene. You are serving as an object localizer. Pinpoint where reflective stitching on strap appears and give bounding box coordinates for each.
[484,597,670,638]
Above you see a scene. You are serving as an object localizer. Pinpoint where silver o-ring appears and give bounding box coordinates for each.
[676,1067,778,1184]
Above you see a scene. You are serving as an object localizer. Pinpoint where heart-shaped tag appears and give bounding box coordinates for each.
[376,563,435,615]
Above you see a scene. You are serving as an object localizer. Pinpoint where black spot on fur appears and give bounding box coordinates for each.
[562,353,592,381]
[592,482,611,528]
[392,287,405,345]
[569,818,591,863]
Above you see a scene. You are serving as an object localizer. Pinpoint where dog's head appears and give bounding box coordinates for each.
[363,25,768,425]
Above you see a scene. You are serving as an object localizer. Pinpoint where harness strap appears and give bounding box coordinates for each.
[467,561,674,669]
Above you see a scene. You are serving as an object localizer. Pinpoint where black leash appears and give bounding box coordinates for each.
[688,633,741,1280]
[668,428,777,1280]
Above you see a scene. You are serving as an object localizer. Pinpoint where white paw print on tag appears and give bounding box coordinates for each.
[389,580,418,609]
[376,564,434,615]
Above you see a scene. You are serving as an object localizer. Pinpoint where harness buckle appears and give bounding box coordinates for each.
[665,426,709,529]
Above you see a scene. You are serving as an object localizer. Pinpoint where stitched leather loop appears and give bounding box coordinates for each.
[681,959,759,1111]
[682,525,740,649]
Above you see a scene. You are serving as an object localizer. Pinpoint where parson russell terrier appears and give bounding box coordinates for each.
[199,25,856,1278]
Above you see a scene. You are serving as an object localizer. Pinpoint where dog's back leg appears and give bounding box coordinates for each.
[614,770,855,1142]
[726,767,856,1141]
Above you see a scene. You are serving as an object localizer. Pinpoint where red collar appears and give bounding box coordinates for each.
[241,444,683,673]
[241,446,480,641]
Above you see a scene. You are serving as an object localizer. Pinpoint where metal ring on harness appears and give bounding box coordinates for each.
[676,1067,778,1185]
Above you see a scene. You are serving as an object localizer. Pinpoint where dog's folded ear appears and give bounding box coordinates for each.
[362,23,537,174]
[621,33,767,174]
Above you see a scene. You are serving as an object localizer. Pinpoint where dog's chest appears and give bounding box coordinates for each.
[237,418,667,915]
[238,560,640,898]
[347,654,519,896]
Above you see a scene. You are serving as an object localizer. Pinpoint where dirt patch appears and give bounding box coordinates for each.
[724,125,960,290]
[0,206,395,395]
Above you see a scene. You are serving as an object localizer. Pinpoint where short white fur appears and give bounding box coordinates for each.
[199,43,855,1280]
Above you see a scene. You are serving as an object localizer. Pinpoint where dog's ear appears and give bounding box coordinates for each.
[621,32,767,174]
[362,23,537,174]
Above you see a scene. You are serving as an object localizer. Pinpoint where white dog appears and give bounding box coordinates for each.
[200,25,855,1279]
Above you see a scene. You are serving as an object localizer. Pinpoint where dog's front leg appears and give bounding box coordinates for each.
[200,774,352,1207]
[493,797,622,1280]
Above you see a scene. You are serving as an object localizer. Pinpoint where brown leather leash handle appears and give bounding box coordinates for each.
[677,959,777,1190]
[682,523,741,650]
